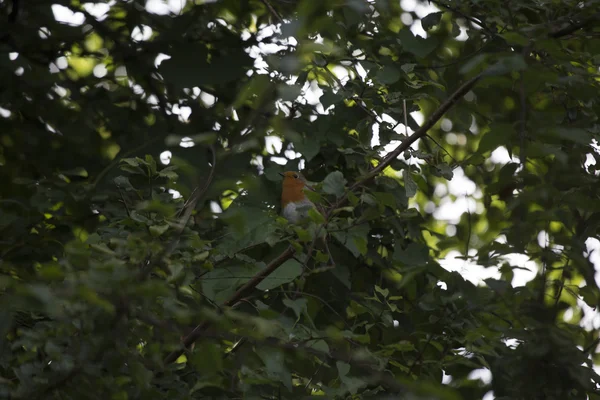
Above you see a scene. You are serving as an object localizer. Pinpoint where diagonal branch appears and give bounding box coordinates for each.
[163,246,295,364]
[549,11,600,38]
[260,0,283,23]
[325,72,483,215]
[367,74,482,179]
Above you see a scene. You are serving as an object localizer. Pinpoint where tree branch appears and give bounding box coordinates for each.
[324,73,484,215]
[163,246,295,364]
[549,12,600,38]
[260,0,283,23]
[428,0,496,37]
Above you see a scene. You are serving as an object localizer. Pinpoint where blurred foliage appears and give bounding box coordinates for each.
[1,0,600,399]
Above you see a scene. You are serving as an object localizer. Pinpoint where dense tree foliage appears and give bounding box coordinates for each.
[1,0,600,399]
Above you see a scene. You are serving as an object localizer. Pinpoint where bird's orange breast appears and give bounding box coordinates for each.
[281,180,307,207]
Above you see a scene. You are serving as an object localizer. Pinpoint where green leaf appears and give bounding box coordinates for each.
[322,171,347,198]
[121,157,141,167]
[256,259,303,291]
[278,84,302,102]
[60,167,88,177]
[336,361,367,395]
[485,54,527,75]
[421,12,443,30]
[282,297,307,321]
[189,378,225,394]
[190,343,224,374]
[331,263,351,289]
[295,138,320,162]
[502,32,529,46]
[308,207,326,224]
[308,339,330,354]
[336,361,350,378]
[144,155,157,175]
[37,263,65,281]
[376,65,401,85]
[579,286,598,309]
[435,163,454,180]
[478,123,515,153]
[114,176,135,191]
[393,243,429,266]
[398,28,438,58]
[484,278,510,294]
[403,170,417,198]
[202,264,263,303]
[459,53,489,75]
[332,223,369,257]
[321,89,343,109]
[119,158,146,175]
[463,154,486,166]
[159,45,251,90]
[304,188,324,204]
[129,361,153,388]
[257,348,292,391]
[547,127,593,145]
[149,223,170,237]
[137,200,175,216]
[375,285,389,298]
[158,166,178,180]
[388,340,416,352]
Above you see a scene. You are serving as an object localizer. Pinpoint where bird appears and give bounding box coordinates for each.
[279,171,316,224]
[279,171,335,266]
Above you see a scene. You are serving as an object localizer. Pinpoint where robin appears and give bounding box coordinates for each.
[279,171,317,224]
[279,171,334,266]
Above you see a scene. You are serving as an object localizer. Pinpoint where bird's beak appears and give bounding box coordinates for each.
[278,172,285,177]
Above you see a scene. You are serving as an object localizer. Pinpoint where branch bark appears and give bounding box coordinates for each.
[549,12,600,38]
[163,246,295,364]
[328,73,483,212]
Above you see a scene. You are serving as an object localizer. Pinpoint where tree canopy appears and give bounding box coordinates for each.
[1,0,600,399]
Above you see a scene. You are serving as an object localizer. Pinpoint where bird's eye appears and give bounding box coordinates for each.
[293,173,299,179]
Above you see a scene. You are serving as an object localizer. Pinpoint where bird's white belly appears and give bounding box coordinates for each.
[282,200,314,223]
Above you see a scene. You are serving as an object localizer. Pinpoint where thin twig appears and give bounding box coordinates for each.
[424,134,458,166]
[117,187,131,217]
[464,193,472,256]
[518,43,532,166]
[323,68,381,122]
[260,0,283,23]
[163,145,217,258]
[428,0,496,37]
